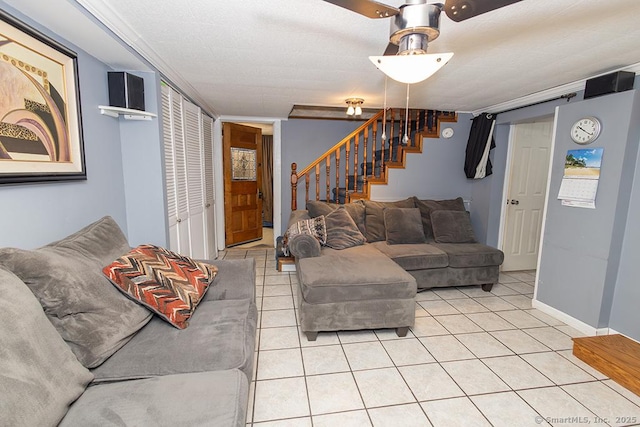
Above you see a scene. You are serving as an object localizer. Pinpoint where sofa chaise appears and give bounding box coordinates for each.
[286,197,504,340]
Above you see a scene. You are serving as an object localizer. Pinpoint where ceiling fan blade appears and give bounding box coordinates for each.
[444,0,522,22]
[383,43,399,56]
[322,0,399,19]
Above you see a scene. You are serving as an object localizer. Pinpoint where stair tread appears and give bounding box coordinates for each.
[573,334,640,396]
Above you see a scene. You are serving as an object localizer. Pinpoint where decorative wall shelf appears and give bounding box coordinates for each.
[98,105,157,121]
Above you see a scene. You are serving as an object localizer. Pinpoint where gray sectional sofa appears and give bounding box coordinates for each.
[0,217,256,427]
[287,197,504,340]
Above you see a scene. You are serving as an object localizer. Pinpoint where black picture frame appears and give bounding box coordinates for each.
[0,9,86,185]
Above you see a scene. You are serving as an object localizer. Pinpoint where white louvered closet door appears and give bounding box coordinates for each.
[183,100,206,259]
[202,115,217,260]
[161,85,180,252]
[171,88,192,255]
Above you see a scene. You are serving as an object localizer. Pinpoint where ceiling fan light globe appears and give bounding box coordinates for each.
[369,52,454,84]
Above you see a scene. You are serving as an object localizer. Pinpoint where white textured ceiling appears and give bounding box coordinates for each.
[7,0,640,117]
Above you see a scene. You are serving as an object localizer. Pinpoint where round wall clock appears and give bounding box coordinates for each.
[570,116,601,144]
[441,127,454,139]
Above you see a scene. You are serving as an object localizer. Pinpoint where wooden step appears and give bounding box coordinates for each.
[385,161,404,168]
[348,192,368,200]
[573,334,640,396]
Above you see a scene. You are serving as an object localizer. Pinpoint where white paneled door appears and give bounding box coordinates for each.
[502,120,553,271]
[161,83,216,259]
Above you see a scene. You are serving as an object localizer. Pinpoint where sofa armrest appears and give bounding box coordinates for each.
[286,210,321,259]
[288,234,321,259]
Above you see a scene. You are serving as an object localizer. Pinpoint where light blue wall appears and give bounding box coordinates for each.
[118,71,167,247]
[0,2,128,249]
[281,118,364,227]
[0,2,169,250]
[537,90,640,331]
[609,143,640,339]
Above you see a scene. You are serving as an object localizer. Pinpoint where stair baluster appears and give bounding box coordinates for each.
[326,156,331,201]
[344,139,350,203]
[305,174,310,204]
[335,149,340,204]
[363,126,369,189]
[315,164,320,201]
[291,163,298,211]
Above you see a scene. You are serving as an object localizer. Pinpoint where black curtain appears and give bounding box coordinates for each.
[261,135,274,225]
[464,113,496,179]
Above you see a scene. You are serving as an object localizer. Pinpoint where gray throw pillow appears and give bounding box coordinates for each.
[413,197,466,241]
[363,198,415,242]
[0,268,93,426]
[306,199,366,236]
[324,207,366,249]
[431,210,478,243]
[384,208,427,245]
[0,216,153,368]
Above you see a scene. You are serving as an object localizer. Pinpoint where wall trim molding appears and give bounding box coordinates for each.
[472,62,640,116]
[532,299,610,336]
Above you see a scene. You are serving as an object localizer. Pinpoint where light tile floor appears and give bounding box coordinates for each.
[220,248,640,427]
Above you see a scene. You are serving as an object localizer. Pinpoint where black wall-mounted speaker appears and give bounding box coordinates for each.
[108,72,145,111]
[584,71,635,100]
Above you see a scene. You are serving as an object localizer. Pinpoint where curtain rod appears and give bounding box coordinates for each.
[491,92,577,117]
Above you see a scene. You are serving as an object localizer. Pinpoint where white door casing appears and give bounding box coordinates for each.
[502,120,553,271]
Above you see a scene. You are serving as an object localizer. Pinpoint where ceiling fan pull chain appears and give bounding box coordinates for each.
[403,83,410,144]
[382,76,388,141]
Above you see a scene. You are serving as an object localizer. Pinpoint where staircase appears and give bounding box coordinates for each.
[290,108,457,210]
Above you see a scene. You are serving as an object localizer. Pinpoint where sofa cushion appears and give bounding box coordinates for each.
[91,299,257,382]
[0,268,93,427]
[0,216,153,368]
[413,197,466,241]
[324,207,367,250]
[433,243,504,268]
[363,198,415,242]
[371,241,449,271]
[103,245,218,329]
[307,199,366,236]
[203,258,256,302]
[287,216,327,245]
[384,208,427,245]
[298,244,416,304]
[60,369,248,427]
[431,210,477,243]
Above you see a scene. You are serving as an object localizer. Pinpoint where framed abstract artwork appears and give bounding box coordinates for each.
[0,10,86,184]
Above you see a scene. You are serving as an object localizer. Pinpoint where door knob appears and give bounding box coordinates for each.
[510,199,520,205]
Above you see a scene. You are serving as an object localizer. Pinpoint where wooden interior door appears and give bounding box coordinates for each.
[223,122,263,246]
[502,119,553,271]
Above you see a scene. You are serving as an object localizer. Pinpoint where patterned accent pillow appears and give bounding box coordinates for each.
[103,245,218,329]
[286,216,327,246]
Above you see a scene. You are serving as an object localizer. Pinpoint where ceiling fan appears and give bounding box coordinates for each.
[324,0,523,56]
[325,0,522,83]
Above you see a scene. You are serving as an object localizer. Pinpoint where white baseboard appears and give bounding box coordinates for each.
[532,299,610,336]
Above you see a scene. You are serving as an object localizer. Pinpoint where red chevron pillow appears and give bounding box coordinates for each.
[103,245,218,329]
